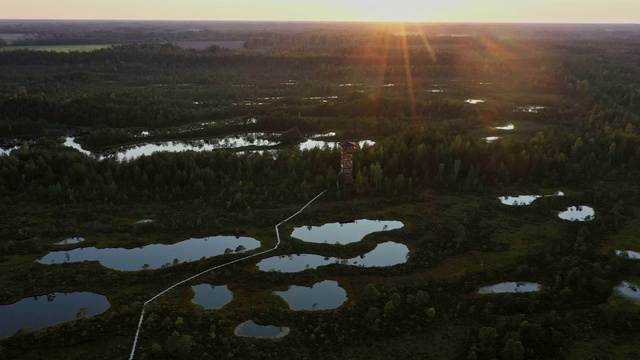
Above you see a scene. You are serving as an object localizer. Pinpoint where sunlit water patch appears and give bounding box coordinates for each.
[515,106,545,113]
[478,282,540,294]
[0,146,19,156]
[109,134,278,161]
[465,99,485,104]
[37,236,261,271]
[615,281,640,303]
[234,320,290,338]
[291,219,403,245]
[53,237,85,246]
[615,250,640,259]
[0,292,110,338]
[63,137,93,156]
[191,284,233,309]
[275,280,347,311]
[64,133,280,161]
[498,191,564,206]
[492,123,514,130]
[298,139,374,151]
[558,206,595,221]
[484,137,500,143]
[257,241,409,273]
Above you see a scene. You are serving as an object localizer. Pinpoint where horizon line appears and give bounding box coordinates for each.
[1,18,639,26]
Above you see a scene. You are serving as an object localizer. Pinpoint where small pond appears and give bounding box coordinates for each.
[499,191,564,206]
[478,282,541,294]
[257,241,409,273]
[493,123,514,130]
[234,320,290,339]
[291,219,403,245]
[614,281,640,303]
[37,236,261,271]
[135,219,154,224]
[615,250,640,259]
[0,292,110,338]
[465,99,485,104]
[191,284,233,309]
[53,237,85,246]
[558,206,595,221]
[275,280,347,311]
[484,136,500,143]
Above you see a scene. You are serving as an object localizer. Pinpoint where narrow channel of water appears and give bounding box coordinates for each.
[291,219,403,245]
[257,241,409,273]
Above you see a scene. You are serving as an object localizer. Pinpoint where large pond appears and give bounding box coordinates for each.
[191,284,233,309]
[53,237,86,246]
[0,292,110,338]
[257,241,409,273]
[615,250,640,259]
[234,320,290,339]
[614,281,640,303]
[558,206,595,221]
[477,282,541,294]
[498,191,564,206]
[275,280,347,311]
[37,236,261,271]
[291,219,404,245]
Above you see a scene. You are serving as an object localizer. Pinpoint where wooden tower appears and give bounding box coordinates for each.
[339,141,357,184]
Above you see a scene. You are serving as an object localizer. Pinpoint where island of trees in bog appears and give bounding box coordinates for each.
[1,20,640,360]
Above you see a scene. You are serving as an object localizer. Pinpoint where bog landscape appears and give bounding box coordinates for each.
[1,20,640,359]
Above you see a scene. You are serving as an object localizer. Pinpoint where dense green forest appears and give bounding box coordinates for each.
[1,21,640,360]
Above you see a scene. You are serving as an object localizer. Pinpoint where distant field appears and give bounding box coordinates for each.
[0,33,28,43]
[1,44,114,52]
[174,40,246,50]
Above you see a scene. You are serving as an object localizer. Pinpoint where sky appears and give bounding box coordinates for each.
[2,0,639,23]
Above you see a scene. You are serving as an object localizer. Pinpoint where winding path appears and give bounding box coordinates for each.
[128,189,328,360]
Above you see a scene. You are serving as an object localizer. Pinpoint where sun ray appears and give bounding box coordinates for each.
[398,23,417,121]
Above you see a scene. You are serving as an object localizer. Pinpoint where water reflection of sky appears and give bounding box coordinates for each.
[558,206,595,221]
[275,280,347,311]
[615,281,640,302]
[477,282,540,294]
[191,284,233,309]
[0,292,110,338]
[234,320,289,338]
[291,219,403,245]
[37,236,260,271]
[615,250,640,259]
[498,191,564,206]
[53,237,85,245]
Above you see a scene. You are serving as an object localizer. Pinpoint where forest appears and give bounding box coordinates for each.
[1,21,640,360]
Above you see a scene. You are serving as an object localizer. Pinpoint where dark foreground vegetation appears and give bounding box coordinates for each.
[1,21,640,360]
